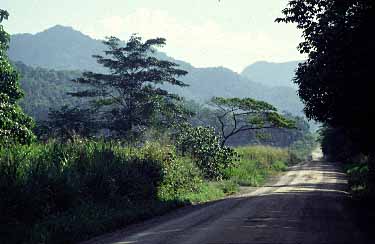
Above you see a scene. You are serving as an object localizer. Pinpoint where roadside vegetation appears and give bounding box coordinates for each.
[0,140,310,244]
[228,146,289,187]
[0,8,316,244]
[320,127,373,199]
[345,162,368,197]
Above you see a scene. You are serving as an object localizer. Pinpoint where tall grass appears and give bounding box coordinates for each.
[226,146,290,186]
[0,141,202,244]
[0,142,303,244]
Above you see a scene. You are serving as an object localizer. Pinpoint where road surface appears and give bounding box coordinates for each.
[84,158,370,244]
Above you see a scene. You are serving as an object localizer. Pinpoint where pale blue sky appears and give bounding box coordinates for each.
[1,0,303,72]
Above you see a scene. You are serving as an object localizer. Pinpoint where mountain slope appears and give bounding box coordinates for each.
[171,67,303,115]
[9,25,104,71]
[9,25,304,116]
[15,62,82,121]
[241,61,301,88]
[15,61,304,122]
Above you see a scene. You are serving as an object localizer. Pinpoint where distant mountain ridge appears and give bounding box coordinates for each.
[9,25,104,71]
[241,60,301,88]
[8,25,304,116]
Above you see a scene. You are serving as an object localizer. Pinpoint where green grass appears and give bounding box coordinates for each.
[225,146,289,186]
[181,182,226,203]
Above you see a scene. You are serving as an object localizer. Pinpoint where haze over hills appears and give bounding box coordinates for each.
[9,25,104,71]
[9,25,304,116]
[241,60,301,88]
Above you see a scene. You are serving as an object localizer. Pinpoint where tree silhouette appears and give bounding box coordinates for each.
[69,35,188,139]
[277,0,375,186]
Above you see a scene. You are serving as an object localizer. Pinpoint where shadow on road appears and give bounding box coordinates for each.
[85,161,373,244]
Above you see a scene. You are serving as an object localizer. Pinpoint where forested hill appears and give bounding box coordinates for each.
[10,25,304,117]
[15,62,82,121]
[9,25,104,71]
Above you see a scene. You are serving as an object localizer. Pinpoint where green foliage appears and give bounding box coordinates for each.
[14,62,82,121]
[187,100,312,148]
[69,35,188,139]
[158,155,204,201]
[277,1,375,153]
[0,141,206,243]
[210,97,295,146]
[0,10,9,49]
[0,138,304,244]
[319,126,360,162]
[39,105,97,140]
[0,10,34,145]
[278,0,375,192]
[175,124,238,180]
[212,97,277,112]
[345,162,368,193]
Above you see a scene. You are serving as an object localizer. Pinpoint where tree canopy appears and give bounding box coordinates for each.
[69,35,189,139]
[211,97,295,146]
[0,10,34,145]
[277,0,375,152]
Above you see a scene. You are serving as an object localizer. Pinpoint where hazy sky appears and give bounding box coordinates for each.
[1,0,303,72]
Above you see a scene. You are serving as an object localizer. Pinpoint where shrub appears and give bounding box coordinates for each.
[175,124,238,180]
[158,156,204,200]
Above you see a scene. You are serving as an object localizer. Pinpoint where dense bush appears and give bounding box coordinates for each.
[175,124,238,180]
[319,126,361,162]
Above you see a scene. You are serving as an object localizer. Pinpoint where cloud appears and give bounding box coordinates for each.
[90,8,302,72]
[98,16,125,37]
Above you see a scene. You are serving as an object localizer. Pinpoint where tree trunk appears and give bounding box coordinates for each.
[220,139,227,147]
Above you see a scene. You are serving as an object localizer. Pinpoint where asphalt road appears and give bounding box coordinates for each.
[84,158,370,244]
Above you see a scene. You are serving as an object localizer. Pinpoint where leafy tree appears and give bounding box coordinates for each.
[184,100,309,147]
[277,1,375,184]
[210,97,295,146]
[319,125,360,162]
[36,106,96,140]
[0,10,34,145]
[150,96,194,133]
[175,123,238,180]
[69,35,188,139]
